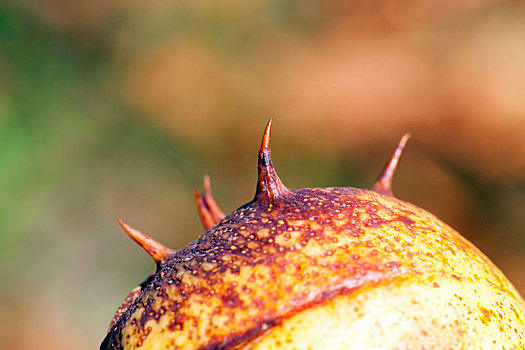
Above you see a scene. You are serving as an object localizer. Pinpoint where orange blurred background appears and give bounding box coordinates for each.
[1,1,524,349]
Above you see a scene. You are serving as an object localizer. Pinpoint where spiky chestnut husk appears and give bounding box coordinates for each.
[101,120,525,349]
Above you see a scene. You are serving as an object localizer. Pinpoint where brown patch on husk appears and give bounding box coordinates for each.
[102,187,525,349]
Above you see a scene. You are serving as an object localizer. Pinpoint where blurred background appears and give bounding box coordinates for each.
[1,0,525,348]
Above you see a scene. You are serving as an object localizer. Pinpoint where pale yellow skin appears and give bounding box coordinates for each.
[104,189,525,350]
[246,275,524,349]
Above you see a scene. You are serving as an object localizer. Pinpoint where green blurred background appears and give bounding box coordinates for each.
[1,1,525,348]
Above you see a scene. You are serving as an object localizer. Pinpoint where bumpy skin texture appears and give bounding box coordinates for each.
[101,122,525,349]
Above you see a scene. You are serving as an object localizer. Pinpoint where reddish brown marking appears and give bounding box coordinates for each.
[109,286,142,331]
[255,119,289,201]
[105,187,419,349]
[371,133,410,197]
[118,220,175,264]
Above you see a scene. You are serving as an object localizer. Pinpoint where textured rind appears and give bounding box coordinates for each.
[102,187,525,349]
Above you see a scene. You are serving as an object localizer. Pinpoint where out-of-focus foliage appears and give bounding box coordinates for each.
[0,1,524,349]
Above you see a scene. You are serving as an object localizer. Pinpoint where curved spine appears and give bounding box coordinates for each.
[371,133,410,197]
